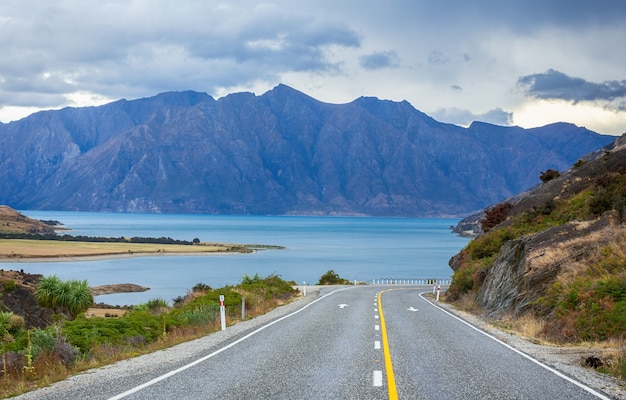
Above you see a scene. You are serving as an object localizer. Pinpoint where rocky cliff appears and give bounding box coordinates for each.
[0,84,615,216]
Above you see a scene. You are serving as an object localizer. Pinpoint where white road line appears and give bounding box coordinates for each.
[374,315,379,319]
[375,324,380,331]
[418,292,611,400]
[107,287,355,400]
[373,370,383,387]
[375,341,381,350]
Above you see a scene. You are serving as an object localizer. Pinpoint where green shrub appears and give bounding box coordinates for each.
[240,274,297,300]
[467,228,515,260]
[173,304,220,326]
[317,270,350,285]
[30,328,57,357]
[0,312,24,338]
[62,311,174,352]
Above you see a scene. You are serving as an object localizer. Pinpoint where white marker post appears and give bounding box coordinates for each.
[241,296,245,321]
[303,281,307,297]
[219,295,226,331]
[436,285,441,302]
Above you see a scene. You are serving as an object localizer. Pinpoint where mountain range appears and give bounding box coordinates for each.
[0,84,616,216]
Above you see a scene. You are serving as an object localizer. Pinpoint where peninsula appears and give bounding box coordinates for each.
[0,205,254,261]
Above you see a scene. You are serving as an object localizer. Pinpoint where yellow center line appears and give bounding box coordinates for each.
[378,290,399,400]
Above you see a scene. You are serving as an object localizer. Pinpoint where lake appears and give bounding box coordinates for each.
[7,212,470,305]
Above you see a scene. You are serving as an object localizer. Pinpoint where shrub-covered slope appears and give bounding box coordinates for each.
[448,134,626,344]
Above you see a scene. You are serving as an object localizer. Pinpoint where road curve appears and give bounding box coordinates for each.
[14,286,612,399]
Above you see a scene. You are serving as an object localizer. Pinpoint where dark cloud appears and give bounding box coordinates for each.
[0,2,362,108]
[359,51,399,70]
[518,69,626,109]
[431,107,513,127]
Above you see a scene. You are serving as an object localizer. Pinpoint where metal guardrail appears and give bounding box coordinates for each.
[371,278,452,285]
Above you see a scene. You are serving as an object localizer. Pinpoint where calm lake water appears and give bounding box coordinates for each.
[8,212,470,305]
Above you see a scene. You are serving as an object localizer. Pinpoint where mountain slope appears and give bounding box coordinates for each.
[0,84,616,216]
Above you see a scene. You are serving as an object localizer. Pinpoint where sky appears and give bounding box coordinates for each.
[1,1,626,135]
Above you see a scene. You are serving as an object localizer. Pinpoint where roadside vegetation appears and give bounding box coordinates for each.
[447,159,626,381]
[317,269,350,285]
[0,273,298,397]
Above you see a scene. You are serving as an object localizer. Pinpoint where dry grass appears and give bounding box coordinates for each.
[0,239,236,260]
[498,313,548,343]
[450,292,482,313]
[527,223,626,286]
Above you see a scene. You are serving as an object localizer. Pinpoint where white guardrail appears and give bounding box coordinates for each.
[371,278,452,285]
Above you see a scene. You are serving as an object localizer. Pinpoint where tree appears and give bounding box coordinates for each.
[35,276,93,320]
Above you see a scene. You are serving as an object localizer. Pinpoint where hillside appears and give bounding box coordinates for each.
[0,85,615,216]
[448,134,626,347]
[0,205,57,234]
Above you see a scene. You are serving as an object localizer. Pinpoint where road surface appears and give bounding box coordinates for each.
[16,286,611,399]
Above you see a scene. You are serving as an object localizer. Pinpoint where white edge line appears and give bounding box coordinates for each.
[108,287,354,400]
[418,292,611,400]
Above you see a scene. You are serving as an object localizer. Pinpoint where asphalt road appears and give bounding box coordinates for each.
[16,286,611,400]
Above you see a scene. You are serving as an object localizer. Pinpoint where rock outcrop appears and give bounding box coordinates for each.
[476,216,616,317]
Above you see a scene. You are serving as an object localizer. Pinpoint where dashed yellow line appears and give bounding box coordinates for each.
[378,290,399,400]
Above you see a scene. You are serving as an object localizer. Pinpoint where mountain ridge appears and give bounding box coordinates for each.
[0,84,616,216]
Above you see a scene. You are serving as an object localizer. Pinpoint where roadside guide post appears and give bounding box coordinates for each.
[241,296,245,321]
[303,281,307,297]
[219,295,226,331]
[436,285,441,302]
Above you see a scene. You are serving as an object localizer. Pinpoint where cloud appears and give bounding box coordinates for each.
[1,1,626,134]
[359,51,399,70]
[428,51,450,66]
[518,69,626,110]
[431,107,513,127]
[0,1,361,108]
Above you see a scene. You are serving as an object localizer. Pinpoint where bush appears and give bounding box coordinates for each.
[30,328,57,357]
[0,312,24,339]
[467,228,515,260]
[317,270,350,285]
[481,202,511,232]
[540,169,561,182]
[173,304,220,326]
[62,311,174,352]
[192,282,212,293]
